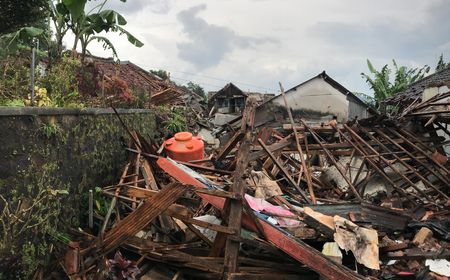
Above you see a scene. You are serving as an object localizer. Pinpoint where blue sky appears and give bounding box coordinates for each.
[74,0,450,95]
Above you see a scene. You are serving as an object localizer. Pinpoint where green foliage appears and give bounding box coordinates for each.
[0,55,84,107]
[94,186,110,216]
[0,56,30,101]
[131,88,151,108]
[91,35,118,58]
[0,98,25,107]
[352,92,376,108]
[54,0,143,61]
[361,59,430,110]
[40,123,62,140]
[0,0,49,35]
[0,185,68,279]
[39,55,82,107]
[436,54,450,72]
[186,81,206,101]
[150,69,170,80]
[50,0,71,58]
[0,26,44,58]
[161,107,188,136]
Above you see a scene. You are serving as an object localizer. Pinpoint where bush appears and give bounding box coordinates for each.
[39,55,82,107]
[0,55,30,103]
[0,185,68,279]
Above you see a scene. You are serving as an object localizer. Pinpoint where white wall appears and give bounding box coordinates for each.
[272,77,350,122]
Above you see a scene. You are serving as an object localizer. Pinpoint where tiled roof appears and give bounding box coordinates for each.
[87,56,186,105]
[384,67,450,104]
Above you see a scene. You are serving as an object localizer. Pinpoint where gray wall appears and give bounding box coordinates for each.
[272,77,370,122]
[348,98,370,120]
[272,77,349,122]
[0,107,157,225]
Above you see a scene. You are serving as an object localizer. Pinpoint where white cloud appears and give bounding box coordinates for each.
[65,0,450,94]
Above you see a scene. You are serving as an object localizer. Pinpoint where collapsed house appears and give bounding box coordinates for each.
[81,55,188,107]
[382,66,450,155]
[59,69,450,279]
[41,54,206,111]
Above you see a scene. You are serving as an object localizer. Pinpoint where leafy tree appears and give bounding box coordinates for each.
[150,69,170,80]
[435,54,450,72]
[0,0,49,35]
[0,11,56,60]
[0,27,45,58]
[361,59,429,109]
[54,0,143,62]
[50,0,71,58]
[186,81,206,101]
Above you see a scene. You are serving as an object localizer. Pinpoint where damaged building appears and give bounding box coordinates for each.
[270,71,374,122]
[59,65,450,279]
[208,83,274,125]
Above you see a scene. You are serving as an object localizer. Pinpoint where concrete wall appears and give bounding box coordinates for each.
[0,107,157,226]
[349,99,370,120]
[271,77,370,122]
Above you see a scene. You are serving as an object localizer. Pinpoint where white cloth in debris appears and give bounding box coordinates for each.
[426,259,450,277]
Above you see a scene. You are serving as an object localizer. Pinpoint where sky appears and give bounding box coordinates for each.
[68,0,450,95]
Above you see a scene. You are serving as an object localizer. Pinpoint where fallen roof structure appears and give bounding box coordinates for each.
[58,89,450,279]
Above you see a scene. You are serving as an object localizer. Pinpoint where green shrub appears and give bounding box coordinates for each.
[163,107,188,136]
[39,55,82,107]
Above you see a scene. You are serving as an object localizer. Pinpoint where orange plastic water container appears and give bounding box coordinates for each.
[164,132,204,162]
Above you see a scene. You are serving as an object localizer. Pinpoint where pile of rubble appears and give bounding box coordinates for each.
[60,90,450,279]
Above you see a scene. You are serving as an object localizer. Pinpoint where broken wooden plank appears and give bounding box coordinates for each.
[302,121,362,201]
[167,211,236,235]
[194,188,242,200]
[100,163,130,234]
[224,96,257,277]
[215,131,245,163]
[98,182,192,255]
[156,157,365,280]
[258,138,311,203]
[279,82,316,203]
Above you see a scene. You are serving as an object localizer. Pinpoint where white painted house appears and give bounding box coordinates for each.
[219,71,374,129]
[270,71,373,122]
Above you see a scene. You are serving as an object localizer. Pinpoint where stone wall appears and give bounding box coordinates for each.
[0,107,157,226]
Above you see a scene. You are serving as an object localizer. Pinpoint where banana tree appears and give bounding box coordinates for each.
[360,60,391,109]
[55,0,143,62]
[50,0,71,58]
[0,26,45,58]
[436,54,450,72]
[79,9,144,61]
[361,59,429,110]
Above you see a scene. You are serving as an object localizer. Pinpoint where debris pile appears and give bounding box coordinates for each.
[61,93,450,279]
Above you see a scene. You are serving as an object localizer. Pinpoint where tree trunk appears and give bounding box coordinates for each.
[71,33,80,58]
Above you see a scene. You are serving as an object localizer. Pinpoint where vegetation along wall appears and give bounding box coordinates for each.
[0,107,156,277]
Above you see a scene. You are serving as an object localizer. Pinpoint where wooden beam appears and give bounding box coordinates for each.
[258,139,311,203]
[215,131,245,162]
[156,157,365,280]
[224,97,257,277]
[194,188,241,200]
[279,82,316,203]
[167,210,236,235]
[302,121,362,201]
[96,183,191,256]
